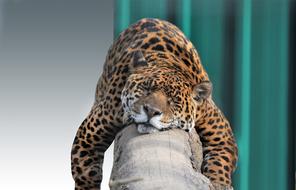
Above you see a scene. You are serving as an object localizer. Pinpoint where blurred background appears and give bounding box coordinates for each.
[0,0,294,190]
[115,0,295,190]
[0,0,113,190]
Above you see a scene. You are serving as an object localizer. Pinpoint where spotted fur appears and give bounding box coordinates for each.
[71,18,238,190]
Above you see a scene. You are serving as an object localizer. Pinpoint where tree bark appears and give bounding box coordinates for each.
[109,124,227,190]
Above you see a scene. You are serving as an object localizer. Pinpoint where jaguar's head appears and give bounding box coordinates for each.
[121,50,212,133]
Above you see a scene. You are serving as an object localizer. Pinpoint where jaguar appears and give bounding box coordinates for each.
[71,18,238,190]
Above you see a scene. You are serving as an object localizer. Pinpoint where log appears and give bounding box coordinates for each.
[108,124,228,190]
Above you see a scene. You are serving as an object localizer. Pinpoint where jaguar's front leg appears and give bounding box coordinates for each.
[196,102,238,189]
[71,103,119,190]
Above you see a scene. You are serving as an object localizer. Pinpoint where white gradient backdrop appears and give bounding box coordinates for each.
[0,0,114,189]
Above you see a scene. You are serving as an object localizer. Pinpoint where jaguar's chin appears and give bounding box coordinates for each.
[137,123,159,134]
[135,122,176,134]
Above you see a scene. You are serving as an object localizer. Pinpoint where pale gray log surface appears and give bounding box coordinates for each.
[109,124,233,190]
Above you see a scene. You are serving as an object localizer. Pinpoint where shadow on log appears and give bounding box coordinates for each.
[109,124,228,190]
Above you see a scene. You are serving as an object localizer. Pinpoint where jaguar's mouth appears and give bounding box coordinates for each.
[135,122,151,127]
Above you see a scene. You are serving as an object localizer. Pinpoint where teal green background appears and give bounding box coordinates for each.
[114,0,295,189]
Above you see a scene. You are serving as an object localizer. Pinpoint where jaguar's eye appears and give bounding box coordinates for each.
[145,86,157,96]
[193,96,201,102]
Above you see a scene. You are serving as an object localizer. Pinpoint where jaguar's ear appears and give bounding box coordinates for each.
[132,50,148,68]
[193,81,212,100]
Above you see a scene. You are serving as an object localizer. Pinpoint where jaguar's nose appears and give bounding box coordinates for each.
[143,104,162,120]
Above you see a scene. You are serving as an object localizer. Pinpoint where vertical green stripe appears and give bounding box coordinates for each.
[115,0,130,37]
[181,0,191,38]
[248,0,290,189]
[239,0,252,189]
[176,0,191,38]
[277,0,289,189]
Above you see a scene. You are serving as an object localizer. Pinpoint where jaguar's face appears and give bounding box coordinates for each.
[121,67,212,133]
